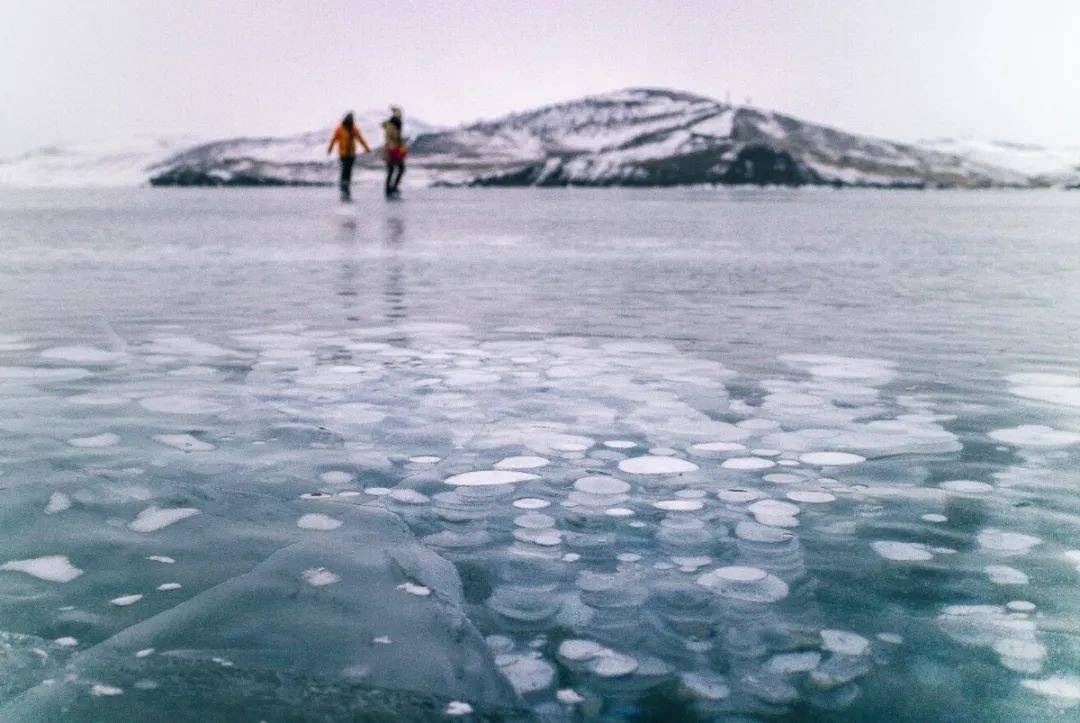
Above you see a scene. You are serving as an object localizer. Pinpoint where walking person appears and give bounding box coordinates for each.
[382,106,408,197]
[327,112,371,202]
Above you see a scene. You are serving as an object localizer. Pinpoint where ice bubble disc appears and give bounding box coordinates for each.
[697,566,789,602]
[986,565,1029,585]
[558,639,604,661]
[296,513,342,531]
[1009,385,1080,408]
[799,452,866,466]
[445,470,540,486]
[1007,601,1036,612]
[128,507,200,533]
[786,490,836,503]
[692,441,746,453]
[42,345,122,363]
[574,475,630,495]
[680,672,730,701]
[977,528,1042,556]
[721,457,776,470]
[604,440,637,449]
[68,433,121,448]
[407,456,441,464]
[500,655,556,693]
[604,507,635,517]
[763,473,805,484]
[139,395,228,415]
[513,498,551,510]
[44,492,72,515]
[988,425,1080,448]
[0,555,83,582]
[588,652,638,678]
[389,489,429,505]
[748,499,801,517]
[735,521,793,543]
[495,455,550,469]
[445,701,473,716]
[653,499,704,512]
[1021,675,1080,704]
[820,629,870,656]
[618,456,699,475]
[871,541,933,562]
[939,480,993,494]
[716,488,764,504]
[1006,373,1079,387]
[154,434,214,452]
[110,594,143,606]
[301,567,341,586]
[319,471,354,485]
[514,513,555,529]
[766,651,822,674]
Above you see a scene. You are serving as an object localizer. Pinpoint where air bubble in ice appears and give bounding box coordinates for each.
[296,513,342,531]
[618,456,699,474]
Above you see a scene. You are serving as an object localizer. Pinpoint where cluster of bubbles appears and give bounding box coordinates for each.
[2,324,1078,715]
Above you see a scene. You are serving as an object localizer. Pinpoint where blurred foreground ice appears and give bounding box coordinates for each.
[1,322,1078,719]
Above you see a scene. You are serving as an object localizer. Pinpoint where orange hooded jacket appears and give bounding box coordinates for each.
[328,124,371,158]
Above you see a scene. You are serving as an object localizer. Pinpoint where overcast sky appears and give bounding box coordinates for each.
[1,0,1076,156]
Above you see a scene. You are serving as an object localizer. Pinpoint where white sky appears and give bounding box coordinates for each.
[1,0,1077,156]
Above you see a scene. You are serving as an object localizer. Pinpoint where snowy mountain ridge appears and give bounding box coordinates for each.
[2,89,1075,189]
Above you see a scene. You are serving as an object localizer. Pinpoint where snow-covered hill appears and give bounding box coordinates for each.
[0,91,1051,189]
[416,89,1026,188]
[0,135,202,187]
[915,137,1080,187]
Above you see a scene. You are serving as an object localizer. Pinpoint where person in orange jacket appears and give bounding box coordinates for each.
[327,112,371,202]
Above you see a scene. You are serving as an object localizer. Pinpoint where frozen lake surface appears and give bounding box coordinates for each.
[0,188,1078,720]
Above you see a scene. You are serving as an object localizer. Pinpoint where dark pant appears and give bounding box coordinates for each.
[339,156,355,199]
[385,161,405,195]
